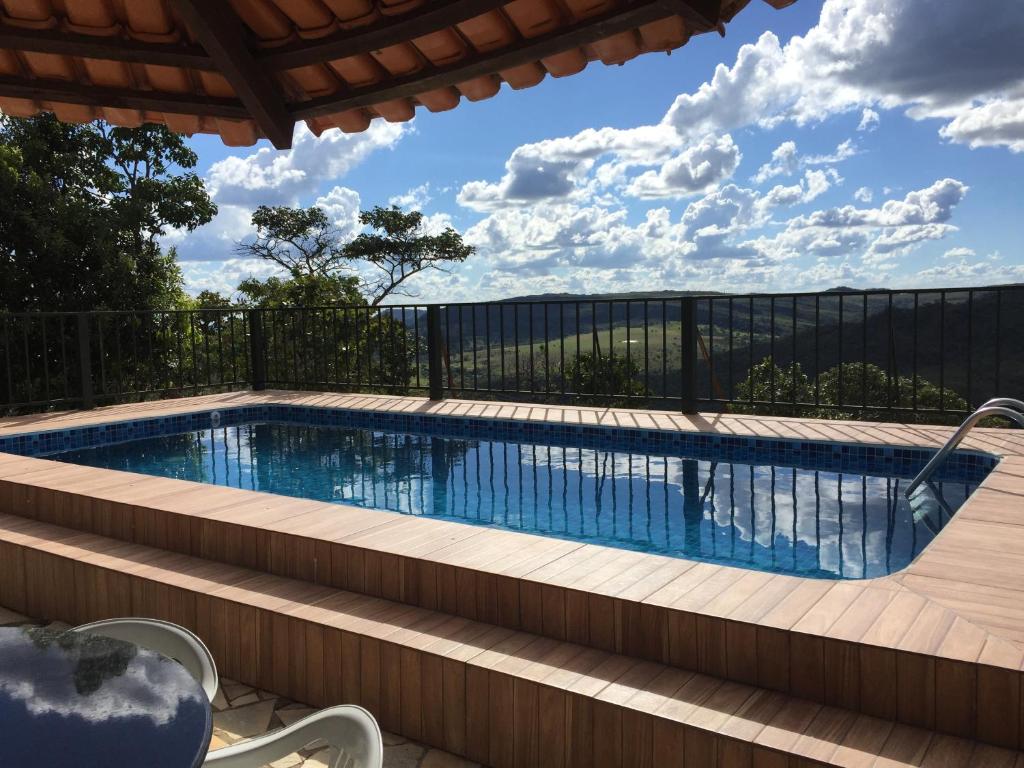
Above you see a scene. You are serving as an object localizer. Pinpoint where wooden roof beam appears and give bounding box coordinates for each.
[0,25,216,70]
[169,0,294,149]
[673,0,722,30]
[292,0,719,122]
[0,74,249,119]
[261,0,513,71]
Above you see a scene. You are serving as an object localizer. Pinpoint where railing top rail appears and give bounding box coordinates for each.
[429,283,1021,308]
[0,307,253,318]
[0,283,1020,316]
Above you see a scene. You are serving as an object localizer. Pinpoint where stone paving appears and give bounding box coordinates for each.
[0,605,480,768]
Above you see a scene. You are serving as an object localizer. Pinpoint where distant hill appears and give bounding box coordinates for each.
[421,284,1024,406]
[492,285,1010,303]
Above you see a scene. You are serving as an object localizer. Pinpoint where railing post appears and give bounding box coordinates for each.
[680,297,697,414]
[248,309,267,391]
[76,313,95,410]
[427,305,444,401]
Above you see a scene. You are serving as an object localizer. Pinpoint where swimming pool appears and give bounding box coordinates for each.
[3,406,996,579]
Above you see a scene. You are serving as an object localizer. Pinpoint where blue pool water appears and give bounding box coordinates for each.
[41,418,994,580]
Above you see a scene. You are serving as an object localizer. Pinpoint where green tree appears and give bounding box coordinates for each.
[0,115,216,312]
[814,362,967,422]
[563,352,650,406]
[731,358,968,423]
[231,203,474,394]
[732,358,812,416]
[235,203,473,306]
[236,274,362,308]
[344,205,474,305]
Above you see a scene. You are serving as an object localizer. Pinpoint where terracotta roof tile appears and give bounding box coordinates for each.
[0,0,795,147]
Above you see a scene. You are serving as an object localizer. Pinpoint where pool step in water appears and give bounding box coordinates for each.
[0,512,1021,768]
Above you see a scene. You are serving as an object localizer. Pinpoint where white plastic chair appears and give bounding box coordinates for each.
[203,705,383,768]
[72,617,219,703]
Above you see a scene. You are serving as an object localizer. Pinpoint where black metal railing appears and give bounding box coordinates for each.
[2,285,1021,423]
[0,308,252,411]
[256,305,431,394]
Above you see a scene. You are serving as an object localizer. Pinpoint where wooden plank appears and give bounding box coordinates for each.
[292,0,710,121]
[790,708,856,765]
[169,0,294,148]
[262,0,513,71]
[0,24,215,70]
[0,74,248,119]
[10,505,1024,765]
[873,723,933,768]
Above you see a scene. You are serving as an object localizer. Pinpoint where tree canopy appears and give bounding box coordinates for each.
[235,203,474,307]
[346,206,475,305]
[0,115,216,312]
[732,357,968,422]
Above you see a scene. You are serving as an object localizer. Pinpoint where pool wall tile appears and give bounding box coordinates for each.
[0,403,998,484]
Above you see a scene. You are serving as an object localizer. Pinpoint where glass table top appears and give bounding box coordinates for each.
[0,625,212,768]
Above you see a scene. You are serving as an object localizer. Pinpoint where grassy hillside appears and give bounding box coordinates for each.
[425,286,1024,412]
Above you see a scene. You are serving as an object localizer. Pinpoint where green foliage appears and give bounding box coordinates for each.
[192,290,233,309]
[733,358,812,416]
[563,352,650,406]
[229,203,474,393]
[731,358,968,422]
[345,206,474,305]
[239,205,351,280]
[0,115,215,312]
[237,203,474,306]
[814,362,967,421]
[235,274,362,309]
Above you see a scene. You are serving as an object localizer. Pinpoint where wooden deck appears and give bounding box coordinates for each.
[2,391,1024,765]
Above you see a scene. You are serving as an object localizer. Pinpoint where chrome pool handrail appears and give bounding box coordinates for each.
[979,397,1024,412]
[905,402,1024,498]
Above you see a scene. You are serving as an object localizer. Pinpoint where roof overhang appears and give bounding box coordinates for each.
[0,0,795,149]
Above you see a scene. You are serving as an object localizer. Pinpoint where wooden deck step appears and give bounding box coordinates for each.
[3,456,1024,753]
[0,512,1020,768]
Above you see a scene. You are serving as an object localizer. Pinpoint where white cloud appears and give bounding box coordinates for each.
[804,139,858,165]
[456,125,680,211]
[454,168,971,300]
[867,223,958,258]
[793,178,967,228]
[752,141,799,184]
[662,32,798,139]
[165,204,256,262]
[854,186,873,203]
[168,122,406,267]
[751,178,968,266]
[857,108,880,131]
[943,247,976,259]
[0,632,204,726]
[759,169,836,211]
[313,186,362,238]
[206,122,406,208]
[388,182,434,210]
[624,134,741,199]
[751,138,853,190]
[180,257,284,296]
[682,184,759,235]
[463,203,689,272]
[938,96,1024,153]
[913,251,1024,285]
[663,1,1024,152]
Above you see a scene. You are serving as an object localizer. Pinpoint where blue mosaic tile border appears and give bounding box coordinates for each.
[0,403,998,483]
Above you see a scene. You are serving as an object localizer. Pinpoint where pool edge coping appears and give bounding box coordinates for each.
[0,392,1022,663]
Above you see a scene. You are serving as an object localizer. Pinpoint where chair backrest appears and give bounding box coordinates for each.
[203,705,383,768]
[73,618,219,702]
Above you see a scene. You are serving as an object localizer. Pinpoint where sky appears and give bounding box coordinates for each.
[169,0,1024,303]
